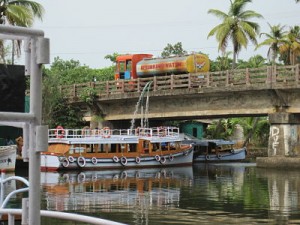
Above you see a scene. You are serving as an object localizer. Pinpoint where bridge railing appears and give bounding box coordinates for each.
[59,64,300,101]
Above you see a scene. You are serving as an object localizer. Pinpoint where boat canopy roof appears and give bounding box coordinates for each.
[187,139,236,146]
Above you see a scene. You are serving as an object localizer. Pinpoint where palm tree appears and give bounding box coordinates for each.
[256,24,287,65]
[279,26,300,65]
[0,0,44,63]
[207,0,262,69]
[237,54,266,68]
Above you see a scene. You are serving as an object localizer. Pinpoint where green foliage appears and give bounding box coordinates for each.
[210,52,233,71]
[279,25,300,65]
[42,57,114,127]
[0,0,44,62]
[207,0,263,68]
[205,117,269,147]
[50,98,86,129]
[256,24,287,64]
[44,57,114,85]
[237,55,266,69]
[104,52,120,63]
[79,87,97,103]
[161,42,187,57]
[42,71,86,128]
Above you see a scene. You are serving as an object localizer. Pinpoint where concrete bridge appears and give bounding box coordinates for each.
[60,64,300,167]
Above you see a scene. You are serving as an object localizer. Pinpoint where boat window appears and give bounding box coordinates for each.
[129,143,137,152]
[161,142,168,151]
[170,142,177,150]
[152,143,160,151]
[110,144,119,153]
[69,145,74,154]
[86,144,93,153]
[120,144,126,153]
[71,146,84,153]
[99,144,105,153]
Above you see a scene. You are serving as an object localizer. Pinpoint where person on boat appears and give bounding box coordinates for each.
[15,136,23,156]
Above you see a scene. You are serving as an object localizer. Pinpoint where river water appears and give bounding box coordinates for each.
[2,163,300,225]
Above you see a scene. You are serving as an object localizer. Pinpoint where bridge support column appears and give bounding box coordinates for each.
[257,113,300,168]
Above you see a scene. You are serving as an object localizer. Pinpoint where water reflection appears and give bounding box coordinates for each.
[3,163,300,224]
[256,168,300,224]
[40,167,193,224]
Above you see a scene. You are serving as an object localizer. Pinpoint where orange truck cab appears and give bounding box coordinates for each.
[115,54,153,80]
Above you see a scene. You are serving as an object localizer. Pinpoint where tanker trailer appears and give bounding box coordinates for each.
[136,53,210,77]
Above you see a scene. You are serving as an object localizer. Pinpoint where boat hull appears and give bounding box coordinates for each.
[193,147,247,162]
[0,145,17,172]
[41,148,193,171]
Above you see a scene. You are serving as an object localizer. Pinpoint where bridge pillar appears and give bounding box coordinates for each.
[257,112,300,168]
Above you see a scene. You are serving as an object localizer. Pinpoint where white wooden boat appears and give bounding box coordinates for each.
[41,126,193,171]
[0,145,17,172]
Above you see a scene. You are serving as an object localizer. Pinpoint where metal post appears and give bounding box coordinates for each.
[28,37,42,225]
[21,198,29,225]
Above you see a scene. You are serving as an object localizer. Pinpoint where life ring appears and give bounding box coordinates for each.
[68,156,74,163]
[55,126,65,138]
[102,127,111,138]
[205,155,210,160]
[120,156,127,166]
[77,156,86,167]
[169,154,174,161]
[62,158,69,167]
[155,155,161,161]
[91,157,97,164]
[160,156,166,164]
[113,156,119,162]
[217,154,222,159]
[136,156,141,164]
[158,127,166,137]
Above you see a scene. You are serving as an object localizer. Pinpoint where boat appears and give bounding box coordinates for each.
[0,145,17,172]
[41,126,193,171]
[191,139,247,162]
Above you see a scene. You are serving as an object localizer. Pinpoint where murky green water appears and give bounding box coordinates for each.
[2,163,300,224]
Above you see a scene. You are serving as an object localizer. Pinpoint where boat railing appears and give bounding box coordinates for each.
[48,126,180,139]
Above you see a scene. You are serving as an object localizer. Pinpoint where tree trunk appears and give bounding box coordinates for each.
[243,117,259,147]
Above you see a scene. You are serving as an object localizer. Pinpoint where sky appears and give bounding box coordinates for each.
[29,0,300,69]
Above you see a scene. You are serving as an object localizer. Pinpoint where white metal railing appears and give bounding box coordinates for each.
[0,208,126,225]
[48,126,180,139]
[0,171,125,225]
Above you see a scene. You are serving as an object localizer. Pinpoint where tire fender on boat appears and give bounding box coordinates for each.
[102,127,111,138]
[113,156,119,162]
[62,158,69,168]
[155,155,161,161]
[77,156,86,167]
[120,156,127,166]
[135,156,141,164]
[169,154,174,161]
[68,156,74,163]
[55,125,65,138]
[217,154,222,159]
[231,149,235,154]
[91,157,97,164]
[205,155,210,160]
[160,156,166,164]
